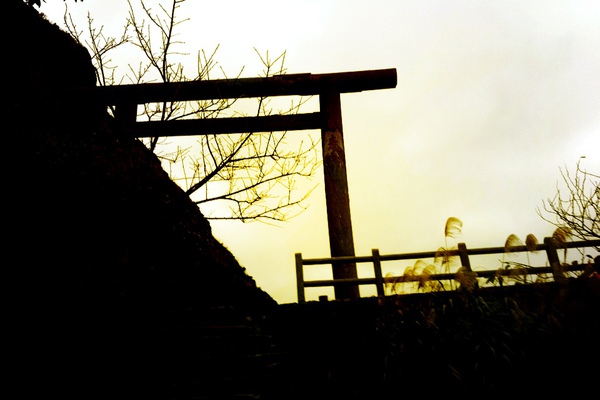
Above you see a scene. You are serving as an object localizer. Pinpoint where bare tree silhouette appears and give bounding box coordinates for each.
[538,158,599,250]
[60,0,320,222]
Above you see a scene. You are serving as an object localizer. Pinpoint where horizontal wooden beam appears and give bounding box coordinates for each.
[129,112,322,137]
[301,264,586,288]
[300,239,600,265]
[72,68,397,106]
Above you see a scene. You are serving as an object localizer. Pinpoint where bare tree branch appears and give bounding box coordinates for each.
[62,0,320,223]
[538,158,599,251]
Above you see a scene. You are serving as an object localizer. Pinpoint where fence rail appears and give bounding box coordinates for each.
[295,238,600,302]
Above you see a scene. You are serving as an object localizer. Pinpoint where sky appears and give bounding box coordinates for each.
[40,0,600,304]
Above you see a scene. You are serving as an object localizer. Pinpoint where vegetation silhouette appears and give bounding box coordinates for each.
[385,217,465,295]
[58,0,320,223]
[539,158,599,246]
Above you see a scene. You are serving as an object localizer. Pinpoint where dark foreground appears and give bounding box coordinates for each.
[16,279,597,400]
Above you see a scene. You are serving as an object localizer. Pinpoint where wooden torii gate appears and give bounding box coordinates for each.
[77,68,397,300]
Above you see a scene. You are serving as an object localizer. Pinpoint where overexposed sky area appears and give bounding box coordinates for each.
[40,0,600,303]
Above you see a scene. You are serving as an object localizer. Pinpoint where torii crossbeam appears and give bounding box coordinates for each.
[71,68,398,300]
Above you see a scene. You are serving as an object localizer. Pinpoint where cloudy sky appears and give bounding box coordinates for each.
[41,0,600,304]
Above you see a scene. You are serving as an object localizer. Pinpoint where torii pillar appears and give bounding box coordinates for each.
[320,89,360,300]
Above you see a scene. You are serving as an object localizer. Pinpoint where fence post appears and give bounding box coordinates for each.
[457,243,472,271]
[295,253,306,303]
[372,249,385,297]
[544,236,567,284]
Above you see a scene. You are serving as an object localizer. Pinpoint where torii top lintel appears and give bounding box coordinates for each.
[77,68,397,105]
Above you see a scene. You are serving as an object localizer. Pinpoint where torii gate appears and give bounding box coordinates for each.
[75,68,397,300]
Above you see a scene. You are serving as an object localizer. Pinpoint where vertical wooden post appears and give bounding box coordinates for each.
[457,243,472,271]
[114,102,137,134]
[320,90,359,300]
[544,236,567,285]
[295,253,306,303]
[457,242,478,290]
[372,249,385,298]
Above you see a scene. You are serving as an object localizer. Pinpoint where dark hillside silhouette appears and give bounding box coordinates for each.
[10,0,275,310]
[8,1,274,397]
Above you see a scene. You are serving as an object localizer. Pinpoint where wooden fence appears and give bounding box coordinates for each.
[295,238,600,302]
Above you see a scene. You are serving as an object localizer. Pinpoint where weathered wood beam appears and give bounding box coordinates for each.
[72,68,397,105]
[130,112,322,137]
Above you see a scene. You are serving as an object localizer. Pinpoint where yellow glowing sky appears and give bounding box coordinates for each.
[41,0,600,303]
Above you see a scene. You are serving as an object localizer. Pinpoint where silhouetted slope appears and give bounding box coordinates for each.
[8,1,275,397]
